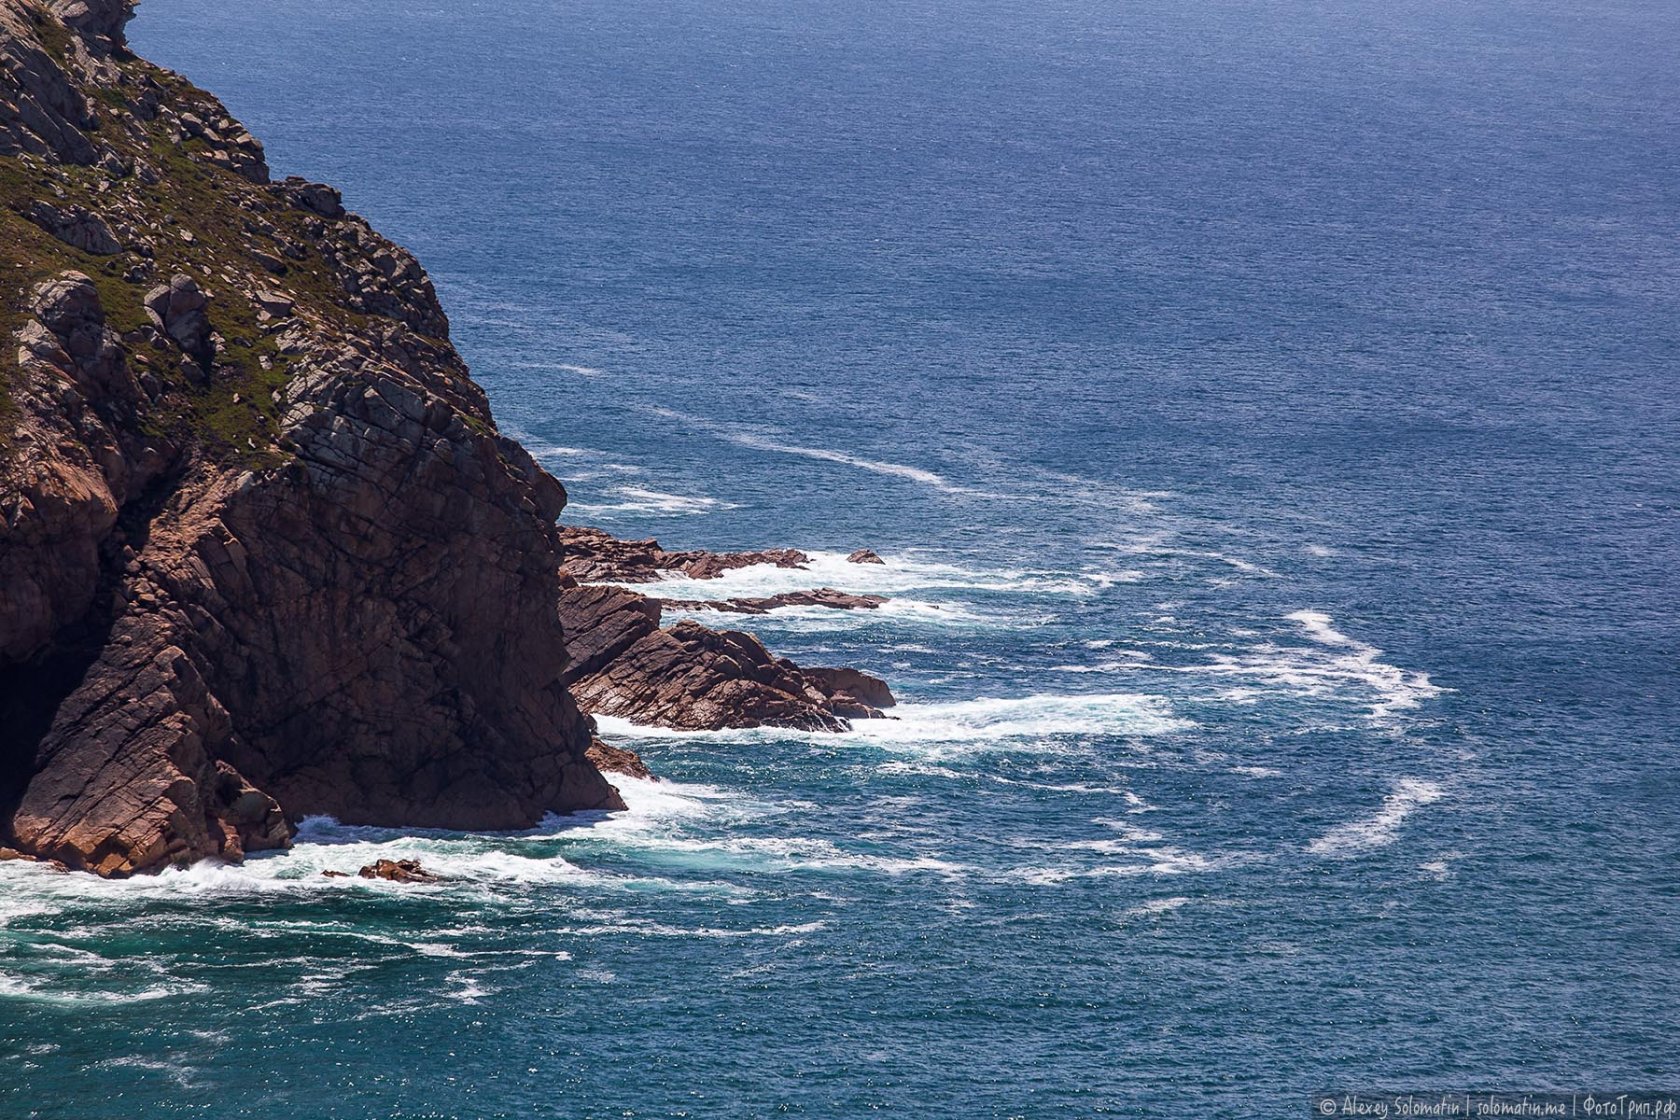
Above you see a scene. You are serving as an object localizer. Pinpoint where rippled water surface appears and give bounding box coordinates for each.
[6,0,1679,1115]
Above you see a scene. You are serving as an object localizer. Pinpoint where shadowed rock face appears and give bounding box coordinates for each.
[0,0,622,876]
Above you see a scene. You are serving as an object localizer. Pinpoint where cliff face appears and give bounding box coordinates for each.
[0,0,623,875]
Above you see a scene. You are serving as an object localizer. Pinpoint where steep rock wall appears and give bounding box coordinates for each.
[0,0,622,875]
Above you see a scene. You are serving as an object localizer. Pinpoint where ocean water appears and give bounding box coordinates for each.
[5,0,1678,1115]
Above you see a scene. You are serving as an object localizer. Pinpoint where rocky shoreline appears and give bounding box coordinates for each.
[0,0,892,877]
[557,527,895,732]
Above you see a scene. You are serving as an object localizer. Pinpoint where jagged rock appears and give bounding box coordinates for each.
[586,738,653,781]
[658,587,887,615]
[557,583,893,730]
[801,666,898,716]
[48,0,131,53]
[0,0,893,877]
[0,4,626,876]
[0,4,98,162]
[276,176,344,220]
[358,858,440,883]
[18,198,121,253]
[847,548,885,564]
[142,273,213,365]
[251,249,288,275]
[559,524,808,583]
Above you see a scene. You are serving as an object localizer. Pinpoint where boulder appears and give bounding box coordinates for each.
[358,858,440,884]
[142,273,213,365]
[802,666,897,712]
[276,176,345,219]
[847,548,885,564]
[253,288,294,318]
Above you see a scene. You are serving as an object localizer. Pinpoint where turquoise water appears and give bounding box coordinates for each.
[5,0,1678,1115]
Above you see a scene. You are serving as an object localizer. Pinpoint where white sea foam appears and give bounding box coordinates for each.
[595,692,1190,756]
[1050,650,1155,673]
[568,485,734,518]
[567,830,970,879]
[1008,848,1218,884]
[558,919,827,940]
[1284,610,1444,717]
[644,549,1114,601]
[1418,851,1462,879]
[522,443,591,459]
[848,694,1190,747]
[552,774,746,838]
[1307,779,1446,856]
[1087,536,1279,579]
[677,598,1012,637]
[554,363,605,377]
[725,433,972,493]
[1151,610,1445,720]
[90,1055,198,1089]
[0,972,208,1006]
[643,407,980,495]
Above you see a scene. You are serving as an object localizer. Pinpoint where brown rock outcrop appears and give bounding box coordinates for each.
[801,666,899,715]
[559,524,809,583]
[0,0,623,876]
[657,588,886,615]
[358,858,440,884]
[586,738,653,781]
[847,548,884,564]
[0,0,895,877]
[557,582,894,731]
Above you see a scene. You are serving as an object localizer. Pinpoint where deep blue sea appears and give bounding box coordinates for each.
[4,0,1678,1115]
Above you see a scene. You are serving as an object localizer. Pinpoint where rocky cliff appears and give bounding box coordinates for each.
[0,0,627,875]
[0,0,899,879]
